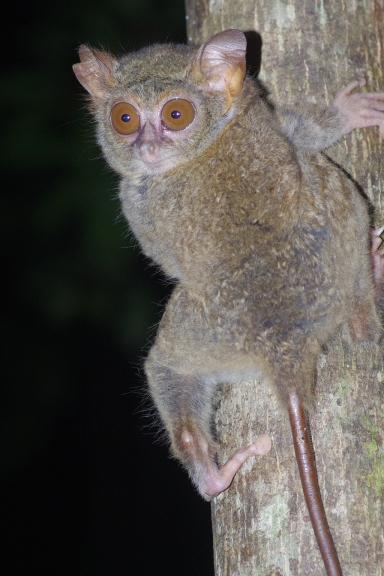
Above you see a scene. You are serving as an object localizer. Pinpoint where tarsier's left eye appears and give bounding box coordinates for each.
[161,99,195,131]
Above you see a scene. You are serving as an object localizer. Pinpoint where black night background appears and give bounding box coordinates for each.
[1,1,213,574]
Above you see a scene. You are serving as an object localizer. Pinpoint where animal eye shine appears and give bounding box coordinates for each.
[162,99,195,131]
[111,102,140,134]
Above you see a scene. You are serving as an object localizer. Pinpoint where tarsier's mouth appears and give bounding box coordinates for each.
[137,150,177,172]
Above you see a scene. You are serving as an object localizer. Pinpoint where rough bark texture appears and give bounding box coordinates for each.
[184,1,384,575]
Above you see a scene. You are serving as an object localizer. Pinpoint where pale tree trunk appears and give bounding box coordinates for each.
[185,1,384,575]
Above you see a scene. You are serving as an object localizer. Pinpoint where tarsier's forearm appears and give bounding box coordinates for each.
[280,79,384,152]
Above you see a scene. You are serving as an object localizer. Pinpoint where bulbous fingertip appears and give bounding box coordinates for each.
[253,433,272,455]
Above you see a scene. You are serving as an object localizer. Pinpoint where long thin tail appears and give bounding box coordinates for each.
[288,390,343,576]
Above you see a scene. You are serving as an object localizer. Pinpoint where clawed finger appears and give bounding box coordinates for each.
[361,91,384,100]
[337,79,364,97]
[355,98,384,113]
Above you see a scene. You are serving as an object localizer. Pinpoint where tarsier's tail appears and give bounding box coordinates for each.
[288,390,343,576]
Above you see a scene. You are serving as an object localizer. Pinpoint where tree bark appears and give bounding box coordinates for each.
[185,1,384,574]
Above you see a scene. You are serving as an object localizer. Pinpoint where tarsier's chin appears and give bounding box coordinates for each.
[74,28,384,576]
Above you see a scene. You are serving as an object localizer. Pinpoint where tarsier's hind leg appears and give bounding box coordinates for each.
[145,286,271,500]
[371,226,384,300]
[345,226,383,343]
[347,289,382,343]
[145,359,271,500]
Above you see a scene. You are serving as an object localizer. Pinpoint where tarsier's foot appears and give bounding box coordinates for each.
[371,226,384,299]
[180,428,271,500]
[202,434,272,499]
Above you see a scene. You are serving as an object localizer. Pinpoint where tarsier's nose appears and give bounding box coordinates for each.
[137,123,159,159]
[137,122,160,164]
[139,140,156,155]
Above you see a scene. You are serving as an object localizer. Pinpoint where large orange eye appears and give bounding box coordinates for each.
[111,102,140,135]
[161,99,195,131]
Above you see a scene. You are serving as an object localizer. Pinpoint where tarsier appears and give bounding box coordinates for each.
[73,29,384,576]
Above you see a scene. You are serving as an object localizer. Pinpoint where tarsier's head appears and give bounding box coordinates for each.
[73,29,247,176]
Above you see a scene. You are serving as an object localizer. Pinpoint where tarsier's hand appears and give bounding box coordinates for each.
[333,79,384,137]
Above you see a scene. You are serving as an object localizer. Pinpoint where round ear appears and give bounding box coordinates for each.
[73,46,117,98]
[190,29,247,101]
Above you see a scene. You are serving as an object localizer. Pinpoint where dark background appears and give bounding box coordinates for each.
[1,1,214,574]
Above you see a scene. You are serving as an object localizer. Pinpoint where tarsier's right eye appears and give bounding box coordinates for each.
[111,103,140,134]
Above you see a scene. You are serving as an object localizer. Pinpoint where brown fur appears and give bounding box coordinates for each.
[73,30,382,499]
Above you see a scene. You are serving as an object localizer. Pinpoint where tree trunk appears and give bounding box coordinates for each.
[185,1,384,574]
